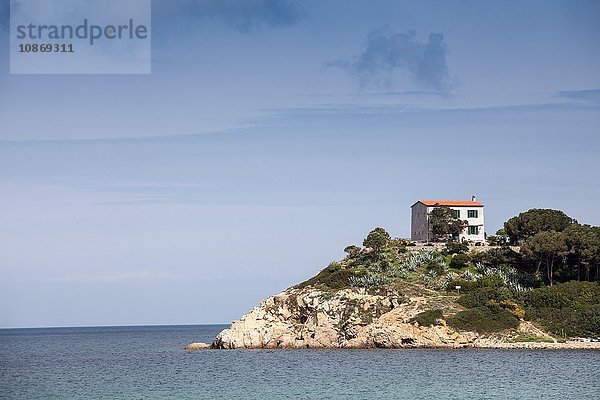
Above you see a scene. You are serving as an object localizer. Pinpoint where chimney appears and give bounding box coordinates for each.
[471,195,476,202]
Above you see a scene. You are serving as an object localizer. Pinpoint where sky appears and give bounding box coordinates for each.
[0,0,599,328]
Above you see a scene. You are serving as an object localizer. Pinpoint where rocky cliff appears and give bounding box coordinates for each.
[186,283,565,349]
[185,229,600,350]
[209,287,476,349]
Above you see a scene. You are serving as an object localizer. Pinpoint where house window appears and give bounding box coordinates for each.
[453,210,460,218]
[468,226,479,235]
[468,210,478,218]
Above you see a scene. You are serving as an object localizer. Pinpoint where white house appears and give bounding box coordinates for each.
[411,197,485,243]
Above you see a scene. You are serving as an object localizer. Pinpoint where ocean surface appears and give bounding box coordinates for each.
[1,325,599,399]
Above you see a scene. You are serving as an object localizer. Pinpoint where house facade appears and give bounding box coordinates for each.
[411,197,485,243]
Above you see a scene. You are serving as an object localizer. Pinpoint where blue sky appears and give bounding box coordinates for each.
[1,0,599,328]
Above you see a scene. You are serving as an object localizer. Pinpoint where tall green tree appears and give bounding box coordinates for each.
[521,231,569,286]
[563,224,600,282]
[428,206,467,242]
[504,209,575,244]
[363,227,390,253]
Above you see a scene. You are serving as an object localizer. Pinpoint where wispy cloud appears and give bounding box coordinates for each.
[556,89,600,103]
[52,270,179,284]
[158,0,303,32]
[327,28,453,93]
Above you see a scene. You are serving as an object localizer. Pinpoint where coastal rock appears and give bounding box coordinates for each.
[184,342,211,350]
[185,285,600,350]
[210,287,479,349]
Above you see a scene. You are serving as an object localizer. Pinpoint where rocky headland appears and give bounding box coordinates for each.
[186,284,599,350]
[186,227,600,350]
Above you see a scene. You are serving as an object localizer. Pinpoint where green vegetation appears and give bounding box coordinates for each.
[294,208,600,337]
[296,262,354,290]
[410,309,444,326]
[504,209,575,244]
[444,242,469,255]
[449,253,471,269]
[362,227,391,253]
[457,287,513,308]
[428,206,467,242]
[520,281,600,337]
[448,303,519,333]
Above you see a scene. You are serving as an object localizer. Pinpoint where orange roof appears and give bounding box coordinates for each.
[414,200,484,207]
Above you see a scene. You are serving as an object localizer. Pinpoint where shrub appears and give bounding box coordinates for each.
[449,253,471,269]
[519,281,600,337]
[477,274,506,288]
[348,273,390,288]
[475,247,524,270]
[425,256,448,276]
[446,279,478,293]
[444,242,469,255]
[448,303,519,333]
[344,245,361,258]
[458,287,514,308]
[410,309,444,326]
[496,300,525,319]
[296,262,352,290]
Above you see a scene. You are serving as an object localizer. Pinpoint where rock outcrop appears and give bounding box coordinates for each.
[209,287,477,349]
[184,286,600,350]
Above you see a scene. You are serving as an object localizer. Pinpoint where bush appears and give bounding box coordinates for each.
[448,303,519,333]
[458,287,513,308]
[344,245,361,258]
[475,247,524,270]
[477,274,506,288]
[447,279,478,293]
[519,281,600,337]
[410,309,444,326]
[449,253,471,269]
[296,262,353,290]
[348,273,390,288]
[444,242,469,255]
[495,300,525,319]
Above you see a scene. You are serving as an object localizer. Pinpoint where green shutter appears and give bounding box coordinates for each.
[467,226,478,235]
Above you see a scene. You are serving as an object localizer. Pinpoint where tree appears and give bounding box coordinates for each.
[444,242,469,255]
[521,231,569,286]
[504,209,575,245]
[563,224,600,282]
[495,228,509,246]
[428,205,467,242]
[362,227,390,253]
[343,245,361,258]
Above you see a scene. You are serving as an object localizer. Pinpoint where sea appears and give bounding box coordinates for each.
[1,324,599,399]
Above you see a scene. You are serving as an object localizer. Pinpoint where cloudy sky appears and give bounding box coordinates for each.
[1,0,599,328]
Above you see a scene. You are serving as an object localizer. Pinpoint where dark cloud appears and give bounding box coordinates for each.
[329,28,452,92]
[556,89,600,103]
[156,0,302,32]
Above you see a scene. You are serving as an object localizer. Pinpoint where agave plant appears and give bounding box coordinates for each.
[461,269,480,282]
[398,250,435,271]
[475,263,533,292]
[348,274,391,288]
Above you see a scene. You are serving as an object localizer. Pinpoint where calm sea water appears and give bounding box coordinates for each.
[1,325,599,399]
